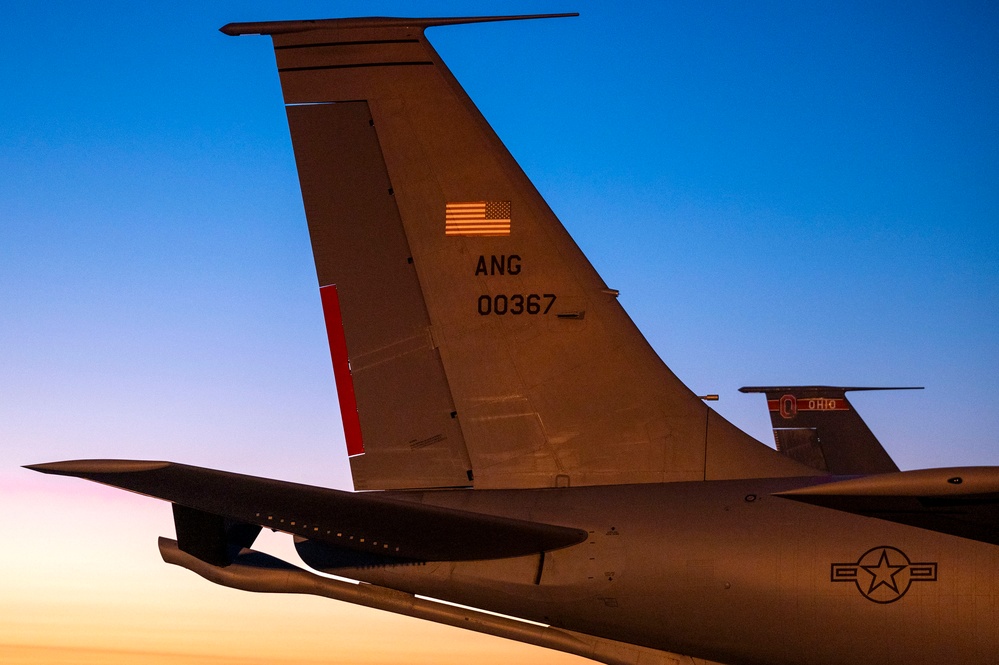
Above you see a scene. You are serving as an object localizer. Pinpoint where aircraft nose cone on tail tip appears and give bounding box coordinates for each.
[24,459,170,476]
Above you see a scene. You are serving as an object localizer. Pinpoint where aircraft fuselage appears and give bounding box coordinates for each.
[308,480,997,665]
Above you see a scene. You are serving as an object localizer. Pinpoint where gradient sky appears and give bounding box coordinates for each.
[3,1,997,663]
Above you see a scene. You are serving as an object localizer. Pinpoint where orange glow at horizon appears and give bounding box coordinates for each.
[3,473,586,665]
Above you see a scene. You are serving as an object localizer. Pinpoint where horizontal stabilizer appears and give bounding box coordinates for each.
[25,460,587,561]
[775,467,999,545]
[739,386,924,394]
[220,13,578,37]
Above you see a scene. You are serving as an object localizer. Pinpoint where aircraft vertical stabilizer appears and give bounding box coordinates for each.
[222,16,817,489]
[739,386,922,474]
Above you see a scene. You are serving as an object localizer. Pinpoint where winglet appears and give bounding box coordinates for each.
[220,13,578,37]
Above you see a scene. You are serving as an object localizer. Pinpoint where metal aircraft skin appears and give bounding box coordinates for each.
[27,14,999,665]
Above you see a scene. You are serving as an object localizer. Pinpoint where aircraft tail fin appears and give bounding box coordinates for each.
[739,386,923,474]
[224,16,817,490]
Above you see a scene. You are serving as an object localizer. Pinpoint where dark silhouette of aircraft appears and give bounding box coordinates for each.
[27,14,998,665]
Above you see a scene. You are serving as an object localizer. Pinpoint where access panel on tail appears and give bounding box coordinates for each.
[223,15,816,490]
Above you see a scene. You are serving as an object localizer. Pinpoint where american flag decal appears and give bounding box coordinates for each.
[445,201,511,236]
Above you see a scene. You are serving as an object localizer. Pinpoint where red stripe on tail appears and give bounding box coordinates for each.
[319,284,364,456]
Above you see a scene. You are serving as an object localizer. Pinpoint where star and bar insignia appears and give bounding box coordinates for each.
[832,546,937,603]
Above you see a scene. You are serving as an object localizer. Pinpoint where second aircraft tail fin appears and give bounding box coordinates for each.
[739,386,923,474]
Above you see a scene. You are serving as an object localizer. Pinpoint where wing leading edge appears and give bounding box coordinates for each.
[25,460,587,562]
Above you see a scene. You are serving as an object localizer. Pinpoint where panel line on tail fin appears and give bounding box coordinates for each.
[280,62,435,73]
[274,39,421,51]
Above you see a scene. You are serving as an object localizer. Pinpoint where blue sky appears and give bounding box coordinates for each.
[2,1,997,662]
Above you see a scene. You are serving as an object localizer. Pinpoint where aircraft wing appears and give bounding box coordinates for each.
[25,460,587,564]
[776,467,999,546]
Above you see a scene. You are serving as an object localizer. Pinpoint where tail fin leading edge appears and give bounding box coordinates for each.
[226,16,817,489]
